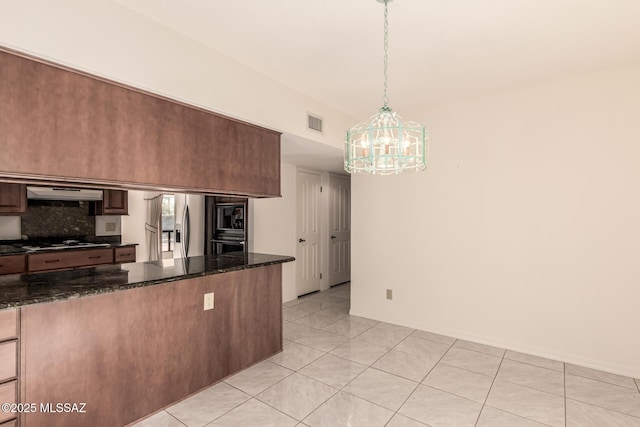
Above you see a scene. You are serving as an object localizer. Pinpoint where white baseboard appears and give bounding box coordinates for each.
[349,308,640,379]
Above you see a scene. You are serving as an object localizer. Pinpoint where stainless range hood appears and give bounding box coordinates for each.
[26,186,103,201]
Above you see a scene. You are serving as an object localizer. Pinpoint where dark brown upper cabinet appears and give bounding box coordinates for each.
[93,190,128,215]
[0,47,281,198]
[0,183,27,215]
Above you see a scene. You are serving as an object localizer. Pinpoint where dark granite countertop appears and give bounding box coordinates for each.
[0,242,137,256]
[0,252,294,309]
[0,245,28,255]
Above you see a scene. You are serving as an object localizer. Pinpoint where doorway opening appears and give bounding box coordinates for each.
[295,169,351,297]
[328,173,351,287]
[161,194,175,259]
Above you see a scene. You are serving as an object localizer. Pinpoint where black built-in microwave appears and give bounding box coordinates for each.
[205,197,248,255]
[216,203,245,232]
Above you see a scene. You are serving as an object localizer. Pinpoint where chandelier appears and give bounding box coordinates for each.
[345,0,428,175]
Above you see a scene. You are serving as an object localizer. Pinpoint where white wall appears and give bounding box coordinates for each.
[0,217,21,240]
[250,164,343,302]
[121,190,148,261]
[351,63,640,377]
[0,0,354,152]
[95,216,121,237]
[251,163,297,302]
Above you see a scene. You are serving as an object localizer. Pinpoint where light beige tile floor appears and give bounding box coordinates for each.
[133,282,640,427]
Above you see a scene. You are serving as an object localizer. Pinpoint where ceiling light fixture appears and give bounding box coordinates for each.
[345,0,428,175]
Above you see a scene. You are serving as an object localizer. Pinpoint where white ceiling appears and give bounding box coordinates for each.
[113,0,640,120]
[110,0,640,173]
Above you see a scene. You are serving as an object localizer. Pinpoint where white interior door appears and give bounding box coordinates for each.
[296,170,322,296]
[328,174,351,286]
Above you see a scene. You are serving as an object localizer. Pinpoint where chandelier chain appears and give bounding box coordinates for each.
[382,0,389,107]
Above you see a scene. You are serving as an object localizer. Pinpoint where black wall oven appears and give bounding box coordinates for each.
[212,239,245,254]
[205,197,248,255]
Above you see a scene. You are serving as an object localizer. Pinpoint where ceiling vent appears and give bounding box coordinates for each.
[307,113,324,134]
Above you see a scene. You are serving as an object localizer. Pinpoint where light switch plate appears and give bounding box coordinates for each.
[204,292,215,310]
[386,289,393,300]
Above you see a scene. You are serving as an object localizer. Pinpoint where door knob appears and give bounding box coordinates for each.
[298,238,306,243]
[331,235,337,239]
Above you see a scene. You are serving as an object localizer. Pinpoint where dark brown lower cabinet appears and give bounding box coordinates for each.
[113,246,136,263]
[16,246,135,275]
[0,308,18,426]
[0,381,17,424]
[0,256,25,276]
[27,248,114,273]
[19,265,283,427]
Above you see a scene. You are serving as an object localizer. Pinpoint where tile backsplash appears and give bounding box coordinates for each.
[21,200,95,239]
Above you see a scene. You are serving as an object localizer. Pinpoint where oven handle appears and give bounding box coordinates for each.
[211,240,245,245]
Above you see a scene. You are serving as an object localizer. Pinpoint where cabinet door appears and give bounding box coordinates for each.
[0,380,16,423]
[102,190,128,215]
[0,310,17,341]
[0,184,26,215]
[94,190,128,215]
[0,49,281,197]
[0,341,16,382]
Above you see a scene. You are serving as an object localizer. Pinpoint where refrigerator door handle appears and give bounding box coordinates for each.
[182,204,190,258]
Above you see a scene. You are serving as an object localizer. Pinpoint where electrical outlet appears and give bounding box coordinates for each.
[386,289,393,300]
[204,292,215,310]
[105,222,116,232]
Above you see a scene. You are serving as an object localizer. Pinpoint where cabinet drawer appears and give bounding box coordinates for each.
[0,341,16,383]
[28,248,114,272]
[0,255,25,275]
[0,310,17,342]
[114,246,136,263]
[0,380,16,423]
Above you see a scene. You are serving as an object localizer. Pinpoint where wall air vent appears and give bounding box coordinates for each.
[307,113,324,134]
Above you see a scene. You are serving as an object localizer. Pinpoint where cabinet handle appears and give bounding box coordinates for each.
[298,238,306,243]
[45,259,60,264]
[0,264,3,267]
[118,253,132,257]
[88,256,101,260]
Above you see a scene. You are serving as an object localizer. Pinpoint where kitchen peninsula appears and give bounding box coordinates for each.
[0,252,294,426]
[0,43,291,427]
